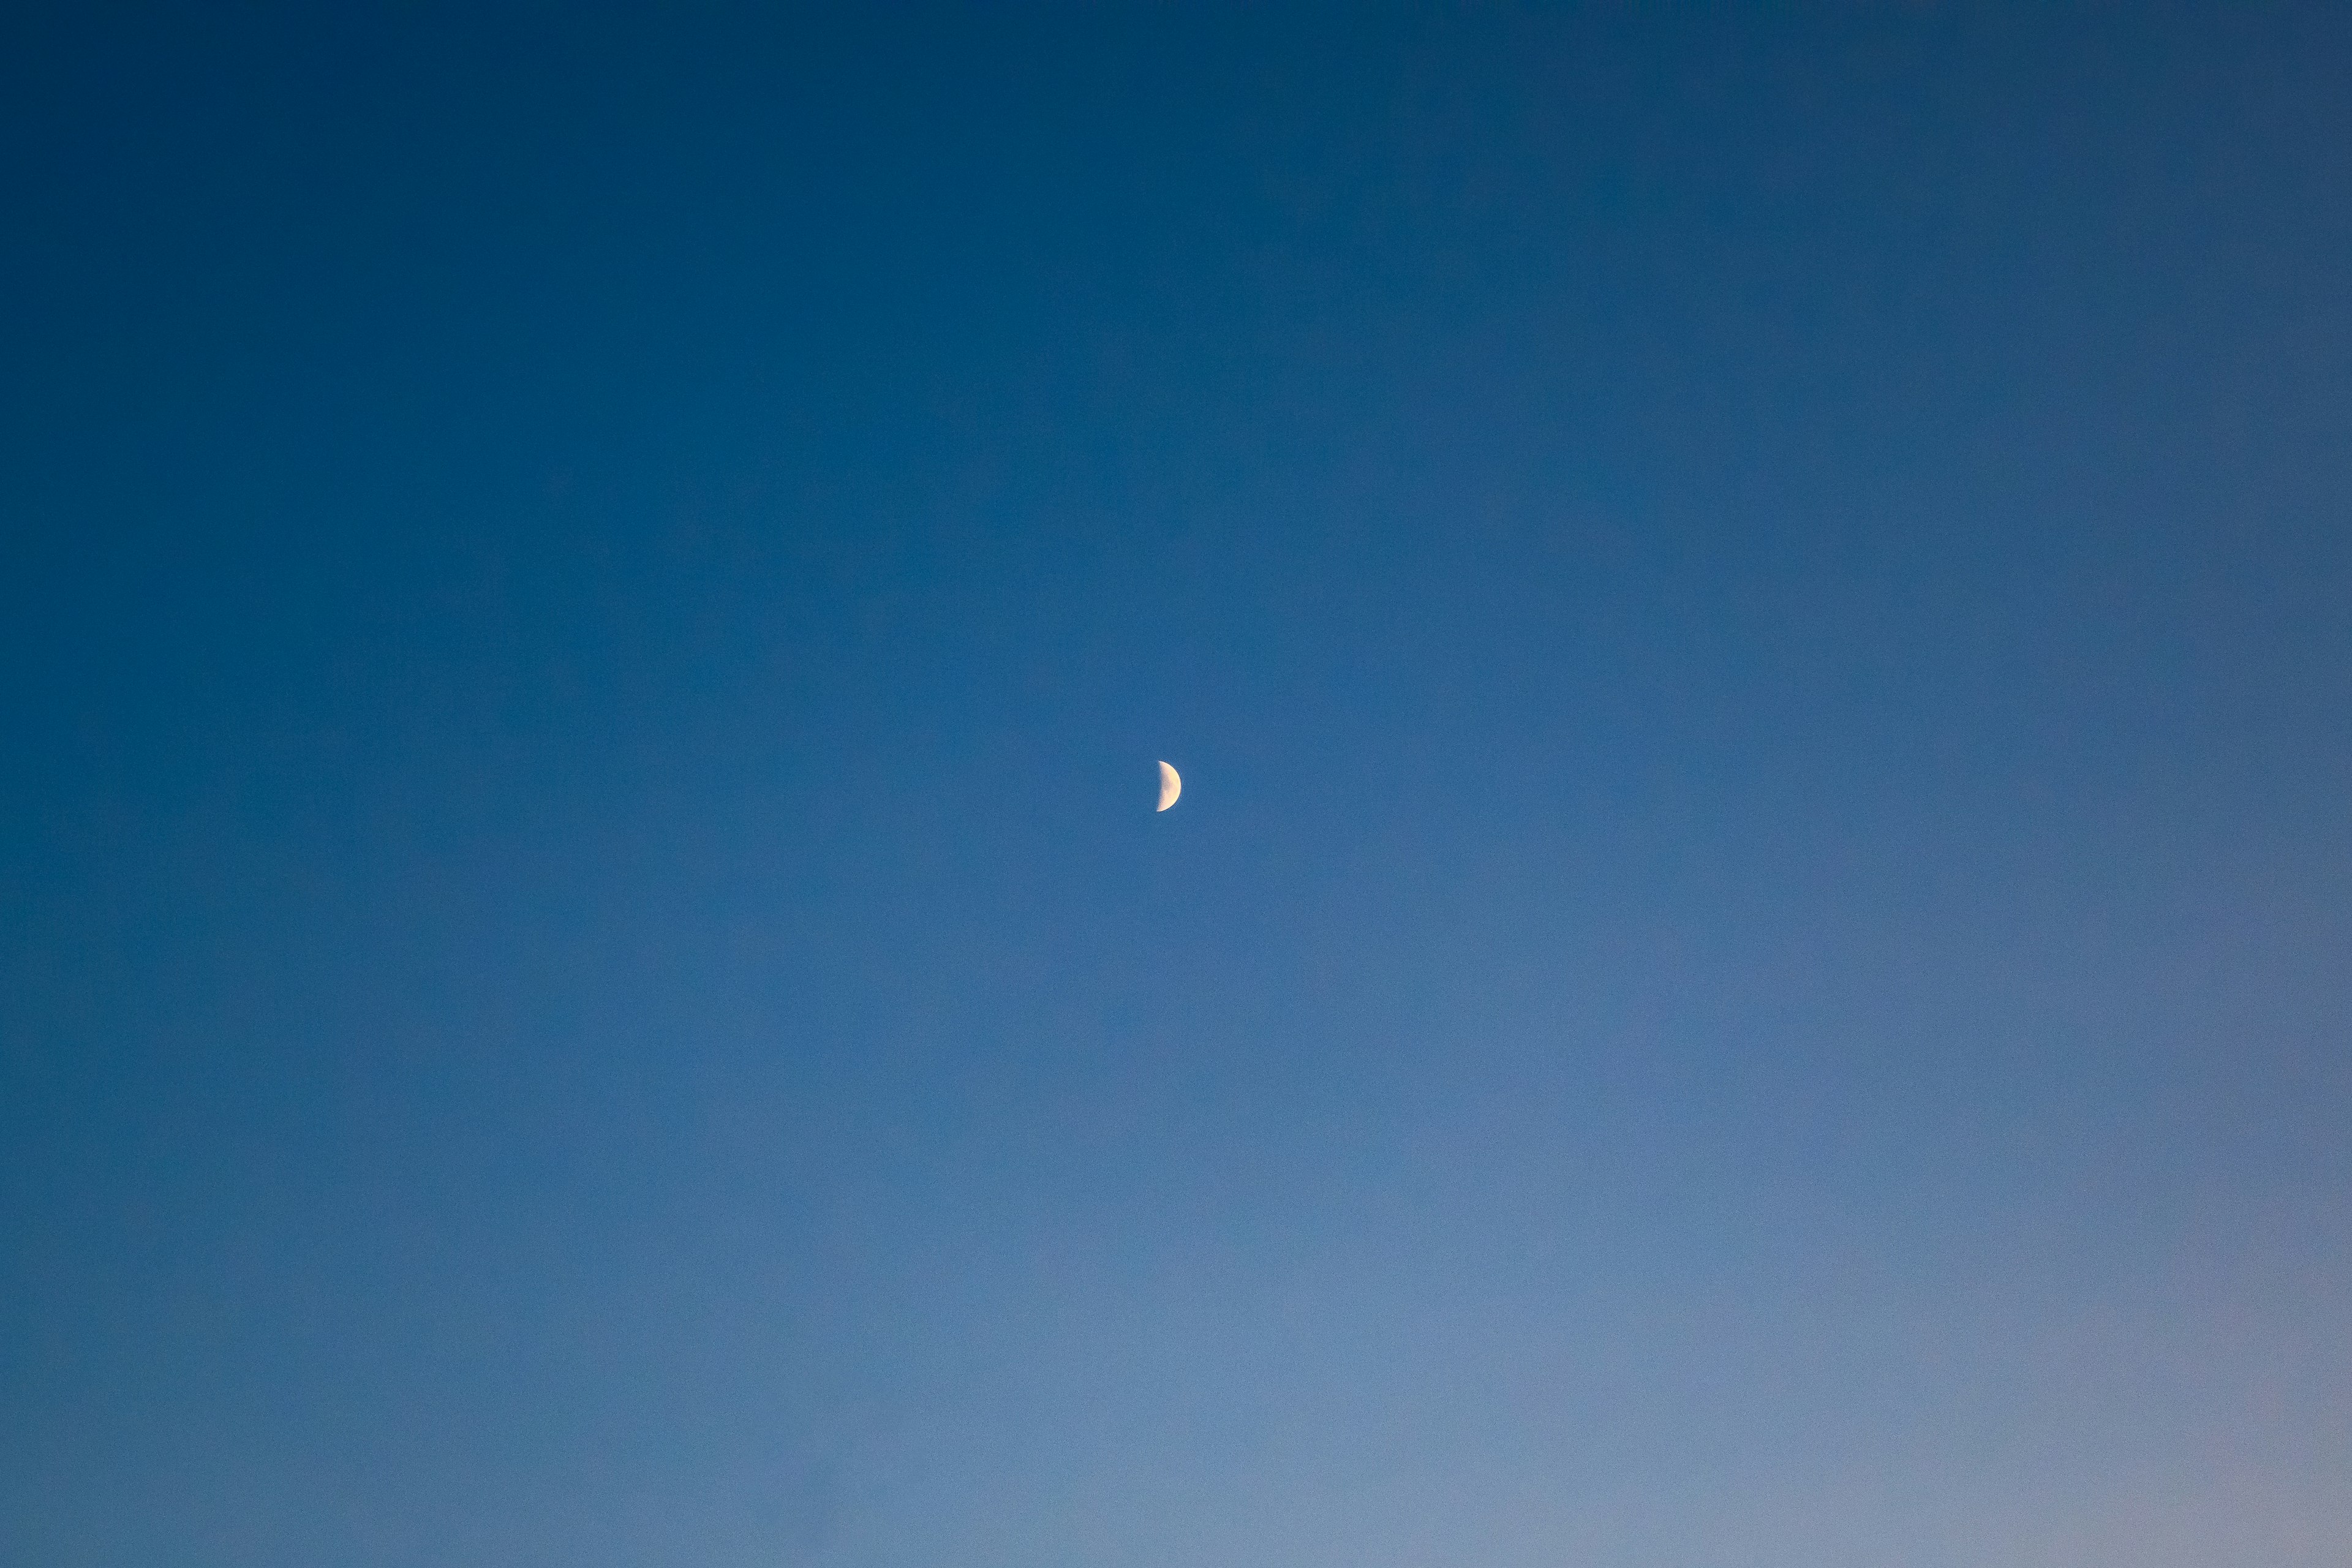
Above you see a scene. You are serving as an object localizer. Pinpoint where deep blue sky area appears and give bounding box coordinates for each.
[4,6,2350,1564]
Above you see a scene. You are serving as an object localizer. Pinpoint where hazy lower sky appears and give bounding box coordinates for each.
[5,6,2348,1566]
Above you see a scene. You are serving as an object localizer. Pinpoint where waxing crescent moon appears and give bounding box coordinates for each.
[1156,760,1182,812]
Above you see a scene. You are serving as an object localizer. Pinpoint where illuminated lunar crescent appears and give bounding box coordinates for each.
[1156,760,1181,812]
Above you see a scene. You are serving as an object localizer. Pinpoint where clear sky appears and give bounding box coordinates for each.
[4,6,2349,1565]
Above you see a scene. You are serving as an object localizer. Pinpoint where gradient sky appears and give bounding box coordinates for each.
[5,6,2350,1565]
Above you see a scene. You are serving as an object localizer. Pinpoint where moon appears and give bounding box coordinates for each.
[1156,760,1181,812]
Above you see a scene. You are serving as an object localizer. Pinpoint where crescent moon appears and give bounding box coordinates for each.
[1156,760,1181,812]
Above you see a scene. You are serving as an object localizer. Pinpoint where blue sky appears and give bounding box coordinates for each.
[4,6,2349,1564]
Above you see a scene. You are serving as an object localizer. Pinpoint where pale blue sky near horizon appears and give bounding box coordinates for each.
[4,5,2349,1564]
